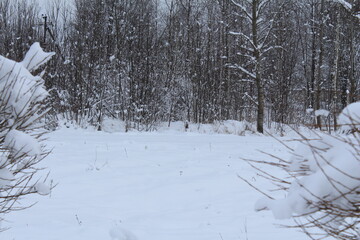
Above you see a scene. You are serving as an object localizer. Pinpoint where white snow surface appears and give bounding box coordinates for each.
[109,227,138,240]
[0,127,304,240]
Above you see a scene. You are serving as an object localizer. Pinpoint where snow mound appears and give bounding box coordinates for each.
[109,227,138,240]
[101,117,126,133]
[213,120,254,135]
[159,120,256,135]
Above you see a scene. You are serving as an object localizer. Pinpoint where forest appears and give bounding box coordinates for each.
[0,0,359,133]
[2,1,360,239]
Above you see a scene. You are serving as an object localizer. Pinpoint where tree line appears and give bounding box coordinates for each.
[0,0,359,132]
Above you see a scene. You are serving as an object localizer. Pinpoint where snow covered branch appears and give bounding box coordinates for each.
[229,31,257,50]
[230,0,253,21]
[332,0,360,19]
[228,63,256,79]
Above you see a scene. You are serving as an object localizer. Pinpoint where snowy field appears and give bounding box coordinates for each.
[2,127,306,240]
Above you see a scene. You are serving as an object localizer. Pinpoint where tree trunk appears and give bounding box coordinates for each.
[332,10,340,131]
[315,0,325,129]
[348,16,356,104]
[252,0,264,133]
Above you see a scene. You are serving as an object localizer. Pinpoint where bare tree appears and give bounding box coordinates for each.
[230,0,279,133]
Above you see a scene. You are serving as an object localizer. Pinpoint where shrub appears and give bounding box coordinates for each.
[0,43,54,229]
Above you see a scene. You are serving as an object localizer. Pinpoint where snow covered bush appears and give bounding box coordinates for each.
[0,43,53,228]
[247,102,360,240]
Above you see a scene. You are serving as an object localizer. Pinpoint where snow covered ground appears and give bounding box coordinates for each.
[2,127,305,240]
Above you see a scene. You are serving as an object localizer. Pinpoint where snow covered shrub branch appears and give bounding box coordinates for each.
[245,102,360,240]
[0,43,54,228]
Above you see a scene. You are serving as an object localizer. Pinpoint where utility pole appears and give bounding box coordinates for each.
[39,14,65,61]
[43,14,48,45]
